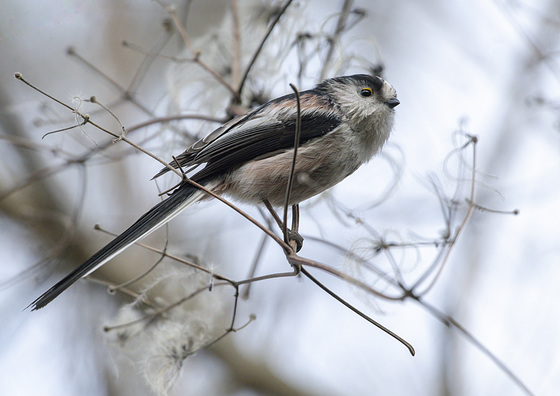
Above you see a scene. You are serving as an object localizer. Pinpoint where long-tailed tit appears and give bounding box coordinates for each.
[30,74,399,310]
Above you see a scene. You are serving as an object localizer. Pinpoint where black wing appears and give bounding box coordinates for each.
[154,89,342,181]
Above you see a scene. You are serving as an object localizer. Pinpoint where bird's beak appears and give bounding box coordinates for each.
[384,98,400,109]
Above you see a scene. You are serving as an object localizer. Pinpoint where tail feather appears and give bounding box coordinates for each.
[29,182,211,310]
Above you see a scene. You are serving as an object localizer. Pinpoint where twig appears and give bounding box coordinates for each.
[1,161,74,201]
[15,72,184,179]
[87,96,127,141]
[93,224,234,283]
[320,0,353,80]
[104,282,223,332]
[0,135,76,159]
[237,0,293,96]
[263,199,283,230]
[411,134,478,294]
[282,83,302,247]
[155,1,194,52]
[87,277,144,302]
[124,18,174,96]
[178,177,292,252]
[126,113,225,134]
[415,296,534,395]
[495,0,560,83]
[66,47,154,116]
[288,254,400,301]
[300,267,415,356]
[41,117,89,139]
[156,0,239,99]
[241,225,272,299]
[108,239,169,293]
[235,267,300,287]
[467,200,519,216]
[231,0,242,90]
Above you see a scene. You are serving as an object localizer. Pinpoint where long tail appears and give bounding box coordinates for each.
[29,181,213,310]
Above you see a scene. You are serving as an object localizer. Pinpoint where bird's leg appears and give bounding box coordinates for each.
[262,199,304,252]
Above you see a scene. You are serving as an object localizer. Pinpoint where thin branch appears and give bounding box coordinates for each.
[94,224,234,284]
[0,134,77,159]
[180,177,291,252]
[302,235,411,293]
[125,17,174,96]
[104,282,224,332]
[108,240,169,293]
[66,47,154,116]
[415,296,534,396]
[87,277,144,302]
[231,0,242,90]
[263,199,284,230]
[241,230,272,299]
[288,254,401,301]
[235,267,300,287]
[237,0,293,96]
[300,267,415,356]
[155,1,195,52]
[411,134,478,294]
[41,117,89,139]
[494,0,560,83]
[15,72,184,179]
[88,96,127,141]
[1,161,73,201]
[282,83,302,246]
[320,0,353,80]
[126,113,224,134]
[155,0,239,99]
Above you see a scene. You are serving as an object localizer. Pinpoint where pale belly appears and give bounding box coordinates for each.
[224,132,364,207]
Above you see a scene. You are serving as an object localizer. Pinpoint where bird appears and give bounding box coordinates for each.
[29,74,399,310]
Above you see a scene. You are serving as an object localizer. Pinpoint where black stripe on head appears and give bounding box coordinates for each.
[316,74,384,93]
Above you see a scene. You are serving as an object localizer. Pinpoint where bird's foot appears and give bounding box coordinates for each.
[287,229,304,252]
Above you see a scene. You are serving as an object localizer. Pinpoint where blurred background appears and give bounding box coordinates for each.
[1,0,559,395]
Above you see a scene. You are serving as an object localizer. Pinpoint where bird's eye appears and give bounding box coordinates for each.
[360,87,373,97]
